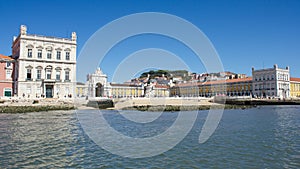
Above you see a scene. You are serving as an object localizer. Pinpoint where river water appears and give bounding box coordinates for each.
[0,106,299,168]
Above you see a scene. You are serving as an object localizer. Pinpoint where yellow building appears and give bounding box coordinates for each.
[170,77,253,97]
[76,82,88,97]
[152,85,170,97]
[290,77,300,98]
[110,83,144,98]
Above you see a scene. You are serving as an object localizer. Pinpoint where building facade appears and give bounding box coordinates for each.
[76,82,88,97]
[252,65,290,98]
[170,77,252,97]
[12,25,77,98]
[0,54,14,97]
[110,83,144,98]
[290,78,300,98]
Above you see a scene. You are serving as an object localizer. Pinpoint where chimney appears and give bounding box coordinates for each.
[274,64,278,69]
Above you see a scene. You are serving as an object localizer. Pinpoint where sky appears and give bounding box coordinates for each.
[0,0,300,82]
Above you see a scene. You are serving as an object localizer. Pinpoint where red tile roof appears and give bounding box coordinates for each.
[176,77,252,87]
[290,77,300,82]
[155,85,169,89]
[0,54,14,61]
[204,77,252,85]
[110,83,142,87]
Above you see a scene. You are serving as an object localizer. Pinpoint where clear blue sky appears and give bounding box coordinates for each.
[0,0,300,82]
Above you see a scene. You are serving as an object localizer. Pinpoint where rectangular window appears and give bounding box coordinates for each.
[27,69,32,80]
[46,69,51,79]
[6,62,11,68]
[65,71,70,81]
[66,52,70,60]
[47,50,52,59]
[4,88,12,97]
[56,71,60,81]
[56,51,61,60]
[271,83,275,90]
[6,70,11,79]
[37,49,42,58]
[28,49,32,58]
[37,69,42,80]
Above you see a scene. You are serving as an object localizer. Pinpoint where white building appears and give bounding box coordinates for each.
[252,64,290,98]
[12,25,77,99]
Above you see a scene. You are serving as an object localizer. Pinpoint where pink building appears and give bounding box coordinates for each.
[0,54,14,97]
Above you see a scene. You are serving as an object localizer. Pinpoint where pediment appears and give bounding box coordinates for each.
[45,46,53,51]
[36,45,44,49]
[45,65,53,69]
[36,66,43,69]
[25,65,33,69]
[55,67,62,71]
[26,44,34,48]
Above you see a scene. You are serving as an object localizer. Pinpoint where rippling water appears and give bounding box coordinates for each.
[0,106,299,168]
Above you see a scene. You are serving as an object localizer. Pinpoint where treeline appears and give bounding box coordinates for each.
[139,70,189,79]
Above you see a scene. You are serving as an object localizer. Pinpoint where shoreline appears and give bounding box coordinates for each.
[121,104,253,111]
[0,98,76,113]
[86,97,300,111]
[1,97,300,113]
[0,105,75,114]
